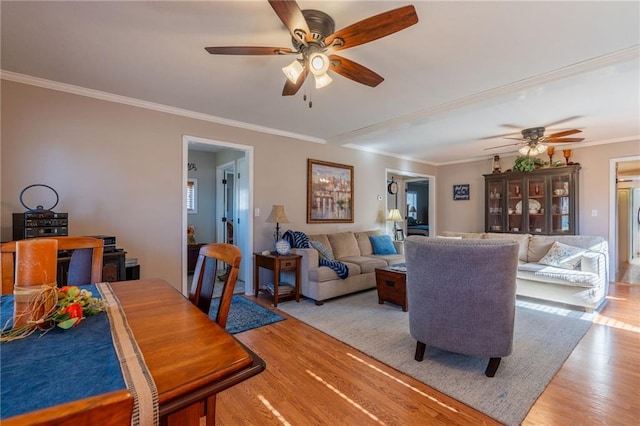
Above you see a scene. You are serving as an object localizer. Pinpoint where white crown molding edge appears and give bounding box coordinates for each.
[0,70,326,145]
[327,46,640,147]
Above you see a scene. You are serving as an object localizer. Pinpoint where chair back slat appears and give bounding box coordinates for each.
[188,243,241,328]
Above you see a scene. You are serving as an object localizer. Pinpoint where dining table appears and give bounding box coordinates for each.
[0,278,266,425]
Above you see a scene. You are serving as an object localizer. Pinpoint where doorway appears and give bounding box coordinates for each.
[386,169,435,238]
[182,135,254,296]
[609,155,640,284]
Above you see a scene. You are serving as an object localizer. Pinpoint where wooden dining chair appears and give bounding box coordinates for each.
[188,242,241,328]
[187,243,242,426]
[1,236,104,294]
[2,389,133,426]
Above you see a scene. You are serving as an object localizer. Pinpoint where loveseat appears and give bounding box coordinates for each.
[290,230,405,304]
[441,231,609,312]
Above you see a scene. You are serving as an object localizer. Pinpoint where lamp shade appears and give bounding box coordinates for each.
[282,60,304,84]
[266,205,289,224]
[409,206,417,213]
[387,209,403,222]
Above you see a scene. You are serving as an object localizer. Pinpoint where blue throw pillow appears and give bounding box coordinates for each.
[369,235,397,255]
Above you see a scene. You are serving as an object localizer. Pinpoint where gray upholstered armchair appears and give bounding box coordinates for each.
[404,236,519,377]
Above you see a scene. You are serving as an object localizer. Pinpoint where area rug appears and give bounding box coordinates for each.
[209,295,285,334]
[278,290,594,426]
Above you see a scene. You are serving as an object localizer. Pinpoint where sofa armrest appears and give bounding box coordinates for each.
[290,248,319,295]
[393,241,404,255]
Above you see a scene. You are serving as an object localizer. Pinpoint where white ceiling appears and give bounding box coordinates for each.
[2,1,639,165]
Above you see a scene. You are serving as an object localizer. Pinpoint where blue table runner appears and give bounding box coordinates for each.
[0,284,126,419]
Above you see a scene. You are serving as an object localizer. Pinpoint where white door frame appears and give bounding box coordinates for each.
[385,168,436,237]
[609,154,640,280]
[182,135,254,296]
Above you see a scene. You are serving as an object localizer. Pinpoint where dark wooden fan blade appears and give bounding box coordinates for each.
[547,137,585,143]
[268,0,310,43]
[205,46,294,55]
[328,55,384,87]
[282,68,308,96]
[504,137,526,141]
[547,129,582,138]
[325,5,418,51]
[544,115,582,128]
[484,142,521,150]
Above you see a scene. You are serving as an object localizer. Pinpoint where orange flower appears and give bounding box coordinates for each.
[59,302,84,327]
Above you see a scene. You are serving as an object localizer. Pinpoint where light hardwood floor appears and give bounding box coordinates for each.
[217,283,640,425]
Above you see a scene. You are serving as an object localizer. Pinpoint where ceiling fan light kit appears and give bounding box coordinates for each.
[519,143,547,156]
[205,1,419,97]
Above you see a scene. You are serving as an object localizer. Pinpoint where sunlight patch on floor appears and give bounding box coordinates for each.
[594,315,640,333]
[306,369,386,425]
[516,299,595,321]
[346,353,459,413]
[257,394,291,426]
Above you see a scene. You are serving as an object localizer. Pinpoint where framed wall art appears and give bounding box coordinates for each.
[453,184,470,200]
[307,159,354,223]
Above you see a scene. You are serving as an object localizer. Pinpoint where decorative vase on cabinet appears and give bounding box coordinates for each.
[483,165,580,235]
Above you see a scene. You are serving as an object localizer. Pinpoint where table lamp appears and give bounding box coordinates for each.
[266,205,290,254]
[387,208,404,241]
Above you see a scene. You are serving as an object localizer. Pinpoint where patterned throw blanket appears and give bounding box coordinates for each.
[283,231,349,279]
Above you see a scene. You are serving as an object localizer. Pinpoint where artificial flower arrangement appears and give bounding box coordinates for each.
[1,285,106,342]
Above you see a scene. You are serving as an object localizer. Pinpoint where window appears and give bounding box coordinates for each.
[187,178,198,214]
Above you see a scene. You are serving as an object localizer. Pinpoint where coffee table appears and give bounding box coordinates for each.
[375,265,407,311]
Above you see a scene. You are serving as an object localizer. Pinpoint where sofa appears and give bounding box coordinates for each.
[440,231,609,312]
[290,230,405,305]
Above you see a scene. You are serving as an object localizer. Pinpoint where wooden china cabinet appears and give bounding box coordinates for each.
[484,165,580,235]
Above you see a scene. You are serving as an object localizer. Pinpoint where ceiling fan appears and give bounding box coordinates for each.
[485,126,585,156]
[205,1,419,96]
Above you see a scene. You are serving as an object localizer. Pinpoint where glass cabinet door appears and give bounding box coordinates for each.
[506,178,523,233]
[551,174,572,233]
[487,180,504,232]
[527,176,546,234]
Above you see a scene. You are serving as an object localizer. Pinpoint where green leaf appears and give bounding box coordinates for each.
[57,318,78,329]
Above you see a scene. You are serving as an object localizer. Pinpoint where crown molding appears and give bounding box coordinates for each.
[0,70,326,145]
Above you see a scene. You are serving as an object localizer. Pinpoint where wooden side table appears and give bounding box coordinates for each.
[254,252,301,307]
[375,266,408,311]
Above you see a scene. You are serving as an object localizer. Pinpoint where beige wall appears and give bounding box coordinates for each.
[1,80,435,290]
[436,140,640,241]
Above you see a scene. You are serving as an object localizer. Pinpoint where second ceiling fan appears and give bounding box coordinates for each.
[205,1,419,95]
[485,126,585,156]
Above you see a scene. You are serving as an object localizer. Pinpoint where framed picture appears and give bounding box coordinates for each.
[453,184,470,200]
[307,159,354,223]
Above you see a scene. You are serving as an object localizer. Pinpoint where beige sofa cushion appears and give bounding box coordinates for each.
[440,231,485,239]
[328,232,360,259]
[354,230,382,256]
[339,256,387,273]
[484,233,531,263]
[309,261,362,282]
